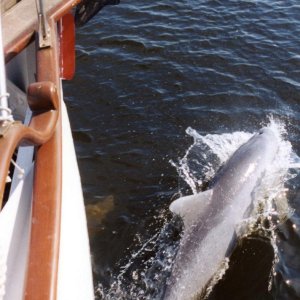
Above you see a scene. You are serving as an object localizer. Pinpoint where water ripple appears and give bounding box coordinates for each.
[64,0,300,299]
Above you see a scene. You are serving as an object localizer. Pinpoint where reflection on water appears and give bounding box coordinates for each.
[63,0,300,298]
[85,195,115,239]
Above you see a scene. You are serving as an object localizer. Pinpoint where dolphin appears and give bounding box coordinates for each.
[164,127,280,300]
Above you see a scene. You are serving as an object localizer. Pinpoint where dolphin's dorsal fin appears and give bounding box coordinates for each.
[170,189,213,228]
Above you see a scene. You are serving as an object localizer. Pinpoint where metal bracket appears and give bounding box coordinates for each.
[36,0,51,48]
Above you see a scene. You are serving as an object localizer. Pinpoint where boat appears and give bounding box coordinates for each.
[0,0,116,298]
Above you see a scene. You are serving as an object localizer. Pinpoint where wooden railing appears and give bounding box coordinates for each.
[0,80,59,206]
[24,19,63,300]
[1,0,18,13]
[2,0,80,61]
[1,1,78,299]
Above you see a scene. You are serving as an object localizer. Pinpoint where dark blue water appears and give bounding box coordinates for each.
[63,1,300,299]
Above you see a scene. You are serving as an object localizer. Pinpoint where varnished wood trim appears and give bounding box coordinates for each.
[1,0,18,12]
[1,1,79,298]
[24,126,62,300]
[24,20,63,300]
[0,80,60,206]
[3,0,81,61]
[0,107,58,206]
[59,13,75,80]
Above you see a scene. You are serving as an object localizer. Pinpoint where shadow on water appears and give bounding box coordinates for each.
[206,236,274,300]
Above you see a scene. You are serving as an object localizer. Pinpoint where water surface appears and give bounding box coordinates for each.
[63,1,300,298]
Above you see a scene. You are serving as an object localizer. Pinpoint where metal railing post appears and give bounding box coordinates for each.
[0,12,12,123]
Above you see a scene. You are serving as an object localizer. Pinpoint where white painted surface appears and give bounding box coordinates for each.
[0,96,34,300]
[7,80,29,121]
[0,161,34,300]
[0,97,93,299]
[57,100,94,300]
[0,70,93,299]
[0,47,34,298]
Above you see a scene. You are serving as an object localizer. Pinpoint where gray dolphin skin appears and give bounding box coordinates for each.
[164,127,280,300]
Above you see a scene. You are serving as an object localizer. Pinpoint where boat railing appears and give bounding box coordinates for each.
[2,0,80,60]
[0,80,59,206]
[1,0,77,298]
[0,13,12,123]
[0,0,77,202]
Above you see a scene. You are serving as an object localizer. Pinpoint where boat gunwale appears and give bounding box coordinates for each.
[1,2,78,298]
[0,1,94,298]
[2,0,80,61]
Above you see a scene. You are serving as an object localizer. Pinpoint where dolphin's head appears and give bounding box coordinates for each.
[245,126,280,166]
[257,126,280,145]
[225,126,280,178]
[258,127,277,137]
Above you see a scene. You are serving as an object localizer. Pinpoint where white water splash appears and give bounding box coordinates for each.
[97,118,300,299]
[96,217,183,300]
[172,118,300,295]
[171,128,253,194]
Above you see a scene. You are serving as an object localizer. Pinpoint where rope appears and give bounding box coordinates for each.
[0,107,13,121]
[10,159,25,179]
[0,93,9,99]
[0,93,13,122]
